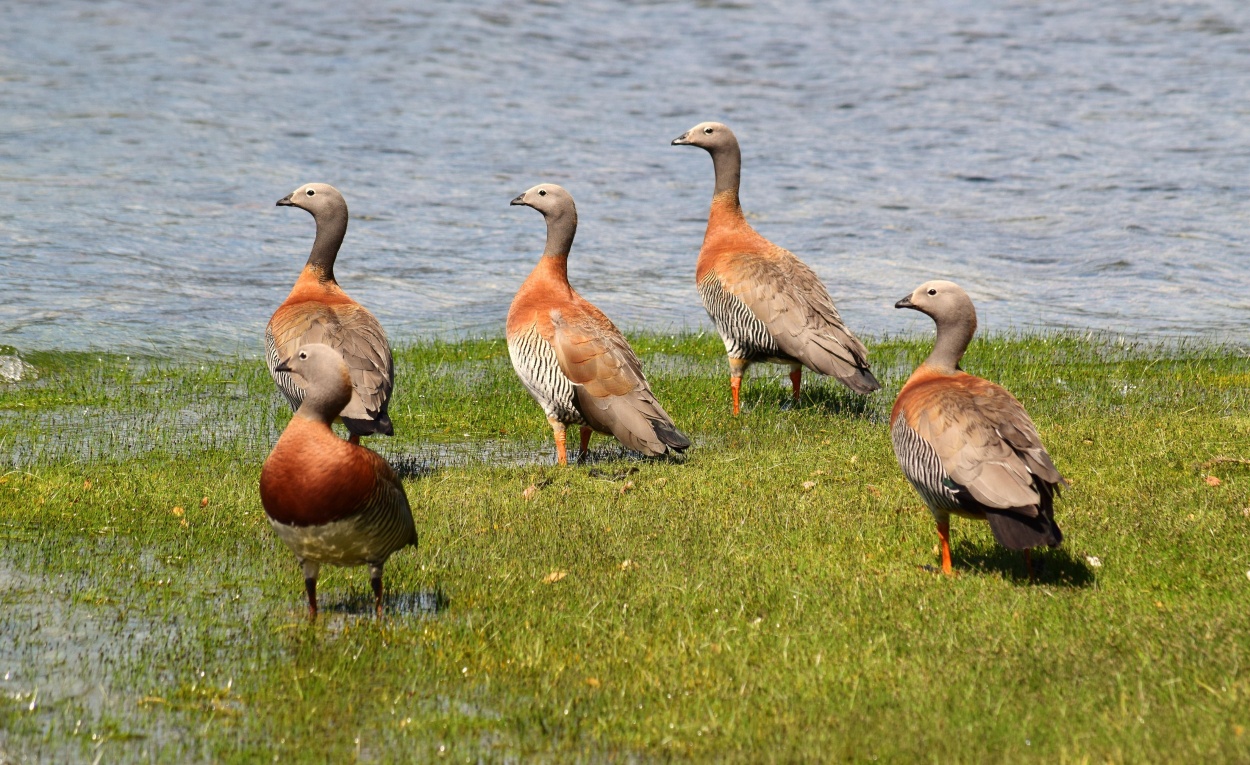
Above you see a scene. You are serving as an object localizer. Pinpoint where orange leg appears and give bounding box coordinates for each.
[936,520,953,574]
[554,430,567,465]
[549,419,568,465]
[348,433,361,445]
[728,358,749,416]
[789,366,802,404]
[577,426,592,464]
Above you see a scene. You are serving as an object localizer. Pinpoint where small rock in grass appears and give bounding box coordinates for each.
[0,356,36,383]
[1085,556,1102,568]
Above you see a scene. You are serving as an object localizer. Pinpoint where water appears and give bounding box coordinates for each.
[3,0,1249,356]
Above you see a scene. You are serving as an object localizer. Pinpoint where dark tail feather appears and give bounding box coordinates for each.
[376,414,394,436]
[984,510,1062,550]
[342,414,394,437]
[838,367,881,394]
[984,503,1062,550]
[650,418,691,453]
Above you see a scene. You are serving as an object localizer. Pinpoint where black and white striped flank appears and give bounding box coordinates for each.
[507,325,584,425]
[698,273,786,363]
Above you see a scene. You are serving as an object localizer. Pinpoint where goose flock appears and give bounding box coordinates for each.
[258,121,1065,618]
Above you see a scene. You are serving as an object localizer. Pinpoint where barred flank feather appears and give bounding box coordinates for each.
[698,272,782,363]
[890,416,962,514]
[507,325,584,426]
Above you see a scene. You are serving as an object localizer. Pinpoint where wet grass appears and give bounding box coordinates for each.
[1,332,1249,762]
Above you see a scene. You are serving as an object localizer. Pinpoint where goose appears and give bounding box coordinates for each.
[672,121,878,414]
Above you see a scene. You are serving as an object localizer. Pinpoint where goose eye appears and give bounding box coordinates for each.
[927,288,937,296]
[703,127,713,134]
[306,189,315,196]
[299,351,308,359]
[538,189,547,196]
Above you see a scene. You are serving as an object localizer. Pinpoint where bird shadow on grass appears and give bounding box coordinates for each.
[782,384,881,419]
[577,446,688,467]
[950,543,1096,587]
[322,588,449,617]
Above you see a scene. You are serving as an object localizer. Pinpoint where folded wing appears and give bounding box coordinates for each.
[907,379,1064,548]
[723,249,879,393]
[549,310,690,456]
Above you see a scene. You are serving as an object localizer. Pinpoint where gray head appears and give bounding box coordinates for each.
[274,343,352,422]
[510,183,575,217]
[276,182,348,220]
[276,183,349,274]
[895,280,977,325]
[671,121,738,153]
[672,122,743,199]
[895,280,978,372]
[511,183,577,257]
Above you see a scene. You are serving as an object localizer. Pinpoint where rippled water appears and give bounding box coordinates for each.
[3,0,1249,355]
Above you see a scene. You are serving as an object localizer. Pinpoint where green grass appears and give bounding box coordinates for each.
[1,332,1249,762]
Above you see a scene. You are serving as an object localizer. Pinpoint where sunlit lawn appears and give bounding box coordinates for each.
[1,333,1248,762]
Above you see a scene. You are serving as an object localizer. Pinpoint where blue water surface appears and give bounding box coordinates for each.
[2,0,1248,355]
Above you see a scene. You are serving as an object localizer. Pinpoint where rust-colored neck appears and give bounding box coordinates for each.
[706,190,747,232]
[534,253,570,287]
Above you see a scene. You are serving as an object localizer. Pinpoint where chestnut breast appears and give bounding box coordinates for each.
[695,196,773,284]
[891,366,983,427]
[506,257,577,340]
[259,417,378,527]
[276,267,356,311]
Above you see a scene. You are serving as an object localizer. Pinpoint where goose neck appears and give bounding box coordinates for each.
[924,314,977,374]
[709,140,742,200]
[305,208,348,280]
[542,206,577,258]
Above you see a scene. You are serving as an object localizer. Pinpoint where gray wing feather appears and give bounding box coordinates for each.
[731,252,879,392]
[550,312,690,455]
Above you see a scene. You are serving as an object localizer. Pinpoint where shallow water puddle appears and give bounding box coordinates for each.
[310,588,448,623]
